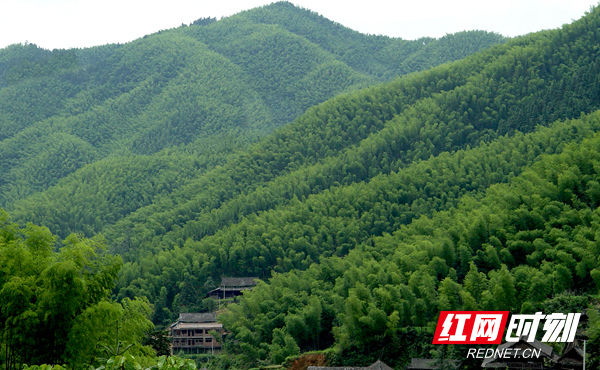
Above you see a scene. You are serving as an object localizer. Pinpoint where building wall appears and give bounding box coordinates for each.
[171,326,223,354]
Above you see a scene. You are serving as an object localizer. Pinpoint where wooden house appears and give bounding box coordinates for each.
[170,312,224,354]
[206,277,259,299]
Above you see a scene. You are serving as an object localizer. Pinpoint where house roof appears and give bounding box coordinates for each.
[177,312,217,323]
[221,277,259,287]
[367,360,394,370]
[406,358,458,369]
[171,312,218,328]
[556,344,584,365]
[171,322,223,330]
[307,360,394,370]
[307,367,363,370]
[207,286,253,295]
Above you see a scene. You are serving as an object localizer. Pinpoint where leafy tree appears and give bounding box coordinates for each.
[0,212,154,370]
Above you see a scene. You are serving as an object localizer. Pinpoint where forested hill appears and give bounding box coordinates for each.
[5,0,600,289]
[2,1,600,370]
[92,3,600,367]
[0,2,503,212]
[216,1,503,79]
[209,6,600,368]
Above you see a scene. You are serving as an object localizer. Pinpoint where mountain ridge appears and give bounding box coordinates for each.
[0,2,504,228]
[4,2,600,369]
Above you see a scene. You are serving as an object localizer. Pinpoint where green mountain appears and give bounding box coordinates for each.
[99,0,600,280]
[88,3,600,368]
[7,1,600,369]
[205,7,600,369]
[0,2,503,215]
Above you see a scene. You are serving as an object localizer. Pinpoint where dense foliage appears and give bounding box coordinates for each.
[98,2,600,328]
[220,127,600,367]
[3,1,600,369]
[0,2,501,211]
[0,213,155,370]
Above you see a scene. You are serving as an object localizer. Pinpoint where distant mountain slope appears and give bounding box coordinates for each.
[113,5,600,367]
[232,2,505,79]
[0,2,504,220]
[6,0,596,334]
[219,114,600,368]
[5,2,600,368]
[79,2,600,334]
[85,3,600,257]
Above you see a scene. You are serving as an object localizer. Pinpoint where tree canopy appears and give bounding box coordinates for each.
[3,2,600,369]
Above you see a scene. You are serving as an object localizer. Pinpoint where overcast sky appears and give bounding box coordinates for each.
[1,0,598,50]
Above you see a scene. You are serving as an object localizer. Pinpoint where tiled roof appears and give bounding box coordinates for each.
[406,358,458,369]
[171,322,222,330]
[177,312,217,323]
[307,360,394,370]
[221,277,259,287]
[367,360,394,370]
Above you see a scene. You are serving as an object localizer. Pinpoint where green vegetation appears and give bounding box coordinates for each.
[100,2,600,330]
[0,2,502,211]
[219,128,600,367]
[4,1,600,369]
[0,212,202,370]
[0,212,153,369]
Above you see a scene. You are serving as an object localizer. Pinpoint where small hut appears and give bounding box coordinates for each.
[206,277,258,299]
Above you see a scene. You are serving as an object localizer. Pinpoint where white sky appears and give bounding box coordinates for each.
[0,0,598,50]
